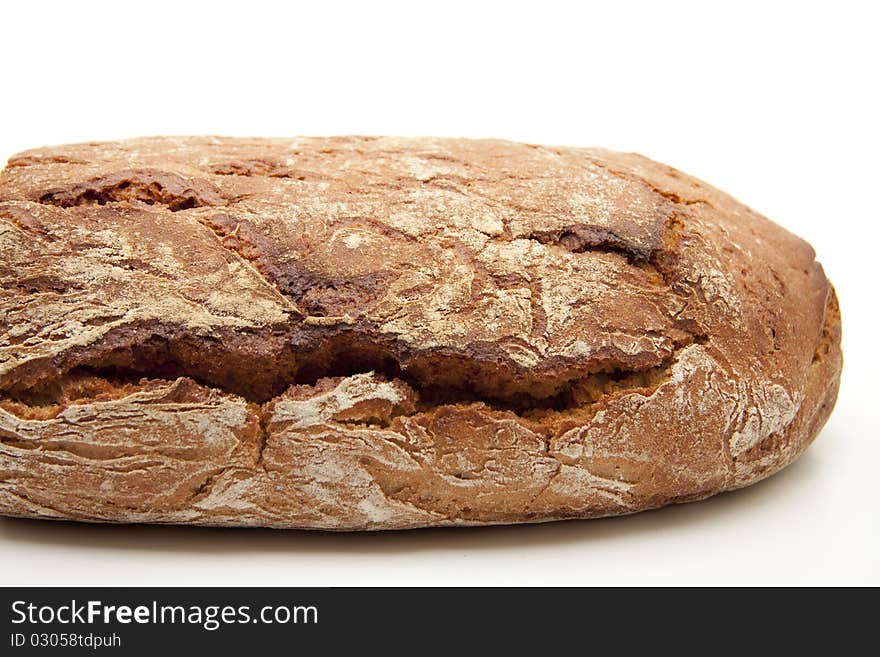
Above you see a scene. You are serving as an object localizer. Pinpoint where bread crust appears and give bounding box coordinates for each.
[0,137,841,529]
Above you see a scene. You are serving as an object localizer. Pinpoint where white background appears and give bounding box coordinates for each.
[1,1,877,586]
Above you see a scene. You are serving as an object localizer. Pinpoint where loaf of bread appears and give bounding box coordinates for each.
[0,137,841,529]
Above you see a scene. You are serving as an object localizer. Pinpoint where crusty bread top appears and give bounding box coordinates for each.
[0,136,833,448]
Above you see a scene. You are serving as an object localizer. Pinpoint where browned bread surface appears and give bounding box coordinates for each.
[0,137,841,529]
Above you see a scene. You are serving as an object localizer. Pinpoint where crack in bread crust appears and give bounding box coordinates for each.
[0,303,707,409]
